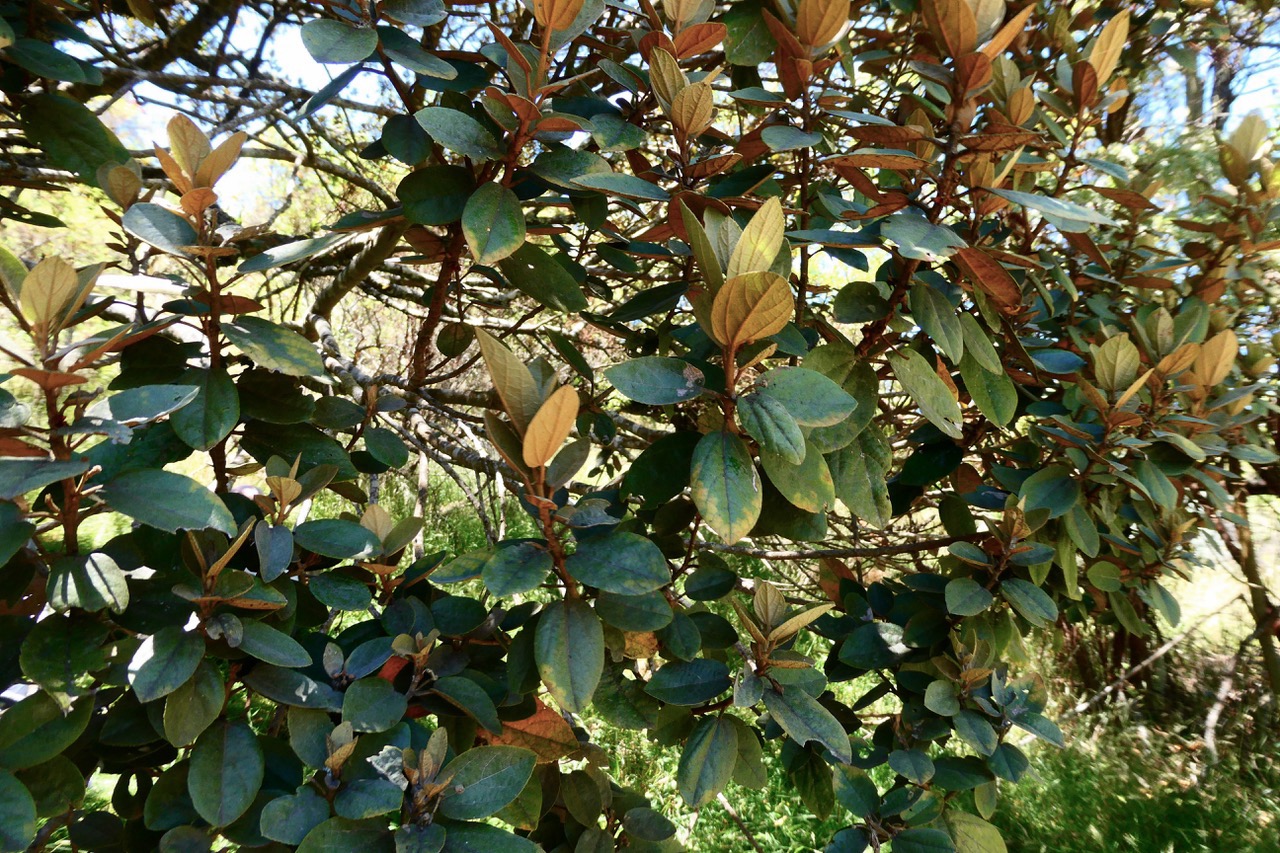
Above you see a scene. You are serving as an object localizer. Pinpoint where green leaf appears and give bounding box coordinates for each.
[5,39,86,82]
[0,693,91,770]
[16,756,84,819]
[839,621,907,670]
[760,438,834,513]
[171,368,239,450]
[497,243,588,313]
[988,188,1118,232]
[603,357,705,405]
[121,202,198,254]
[761,125,824,152]
[382,0,447,25]
[762,687,852,763]
[294,519,382,560]
[893,828,957,853]
[881,216,966,261]
[437,747,536,820]
[365,426,409,468]
[1109,590,1147,636]
[87,384,198,425]
[677,716,738,808]
[237,620,311,668]
[724,0,777,65]
[188,722,264,827]
[342,677,409,733]
[623,807,677,841]
[300,19,378,63]
[482,541,553,597]
[1018,465,1079,519]
[1010,711,1064,747]
[888,749,934,784]
[438,821,538,852]
[102,469,235,534]
[757,367,857,427]
[261,789,330,845]
[738,392,805,464]
[378,26,457,78]
[223,316,325,377]
[19,615,108,698]
[463,183,526,265]
[828,428,893,528]
[590,114,647,152]
[129,627,204,703]
[335,779,404,819]
[297,818,390,852]
[888,349,964,439]
[163,662,224,747]
[1086,563,1122,592]
[313,574,373,611]
[0,458,89,500]
[46,552,129,614]
[834,766,880,818]
[535,599,604,713]
[0,771,36,852]
[399,164,475,225]
[959,354,1017,427]
[910,283,964,362]
[945,578,994,617]
[953,710,999,757]
[238,233,344,272]
[924,680,960,716]
[571,172,670,200]
[566,531,670,595]
[1000,579,1058,627]
[944,811,1008,853]
[690,430,761,545]
[416,107,502,160]
[645,659,731,705]
[432,676,502,734]
[19,93,130,186]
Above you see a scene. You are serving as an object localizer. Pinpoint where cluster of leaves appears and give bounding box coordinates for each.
[2,0,1278,852]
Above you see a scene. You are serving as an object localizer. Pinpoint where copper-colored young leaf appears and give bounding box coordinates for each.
[711,271,793,350]
[533,0,587,31]
[954,247,1022,314]
[18,256,80,331]
[671,81,714,135]
[1087,9,1130,85]
[795,0,848,48]
[195,131,247,188]
[522,385,579,468]
[166,114,211,179]
[980,4,1032,58]
[922,0,977,59]
[649,48,687,112]
[726,196,785,278]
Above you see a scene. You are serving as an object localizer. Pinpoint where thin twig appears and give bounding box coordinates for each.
[716,792,765,853]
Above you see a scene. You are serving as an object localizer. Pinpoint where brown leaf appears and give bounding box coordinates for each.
[673,22,726,57]
[954,247,1022,314]
[484,700,581,761]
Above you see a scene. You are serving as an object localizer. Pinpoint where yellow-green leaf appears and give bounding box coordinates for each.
[475,328,542,433]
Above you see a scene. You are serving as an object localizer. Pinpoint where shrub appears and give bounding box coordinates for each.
[1,1,1278,851]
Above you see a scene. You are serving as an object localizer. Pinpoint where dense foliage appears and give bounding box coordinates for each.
[1,0,1278,851]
